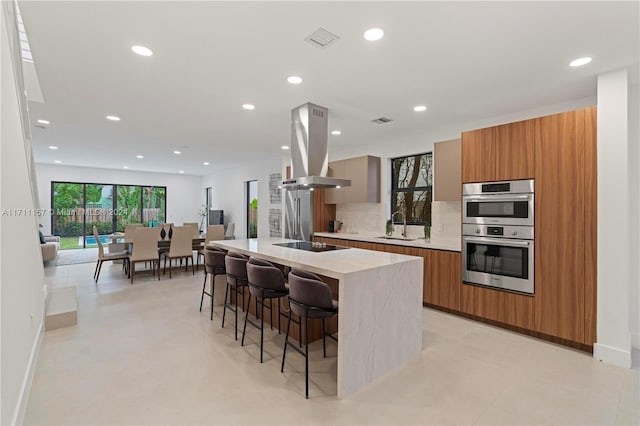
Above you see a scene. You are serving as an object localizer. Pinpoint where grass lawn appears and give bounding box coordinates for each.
[59,237,102,250]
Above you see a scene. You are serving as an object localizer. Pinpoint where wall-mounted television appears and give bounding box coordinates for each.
[209,209,224,225]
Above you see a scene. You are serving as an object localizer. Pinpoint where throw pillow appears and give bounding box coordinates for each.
[39,230,46,244]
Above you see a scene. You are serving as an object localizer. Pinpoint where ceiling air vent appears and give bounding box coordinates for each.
[371,117,394,124]
[305,28,340,49]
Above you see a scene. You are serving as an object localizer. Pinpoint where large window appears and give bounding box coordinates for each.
[52,181,166,249]
[391,152,433,225]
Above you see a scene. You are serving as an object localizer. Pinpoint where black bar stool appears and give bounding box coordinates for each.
[200,248,226,320]
[281,268,338,399]
[222,251,249,340]
[242,257,290,363]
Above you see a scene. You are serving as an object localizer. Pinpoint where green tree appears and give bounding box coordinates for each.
[117,186,141,223]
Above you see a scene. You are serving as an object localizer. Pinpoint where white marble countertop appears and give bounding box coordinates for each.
[314,232,461,252]
[208,237,421,280]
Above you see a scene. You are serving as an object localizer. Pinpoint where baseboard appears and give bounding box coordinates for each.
[594,342,632,368]
[631,332,640,350]
[10,321,43,426]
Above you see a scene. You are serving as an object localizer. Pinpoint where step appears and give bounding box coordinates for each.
[45,287,77,331]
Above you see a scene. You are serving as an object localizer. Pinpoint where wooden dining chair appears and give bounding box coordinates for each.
[129,227,161,284]
[197,224,225,268]
[92,226,129,282]
[164,226,195,278]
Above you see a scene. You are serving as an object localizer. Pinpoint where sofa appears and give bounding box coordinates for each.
[41,236,60,263]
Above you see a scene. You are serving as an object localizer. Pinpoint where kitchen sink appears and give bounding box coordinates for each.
[375,236,418,241]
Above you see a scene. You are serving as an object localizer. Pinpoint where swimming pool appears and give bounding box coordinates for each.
[82,235,111,245]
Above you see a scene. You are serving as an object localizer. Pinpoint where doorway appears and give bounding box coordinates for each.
[246,180,258,238]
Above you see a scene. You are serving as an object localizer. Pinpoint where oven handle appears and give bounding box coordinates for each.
[463,236,532,247]
[464,194,531,202]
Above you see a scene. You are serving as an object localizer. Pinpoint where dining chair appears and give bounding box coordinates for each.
[92,226,129,282]
[129,227,161,284]
[197,225,225,268]
[157,222,174,264]
[164,226,195,278]
[124,223,144,245]
[224,223,235,240]
[183,222,200,238]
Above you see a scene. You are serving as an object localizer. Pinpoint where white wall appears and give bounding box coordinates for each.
[35,164,203,235]
[595,69,631,368]
[1,3,46,424]
[202,157,282,240]
[628,82,639,351]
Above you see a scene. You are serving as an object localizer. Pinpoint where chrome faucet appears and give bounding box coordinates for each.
[391,210,407,237]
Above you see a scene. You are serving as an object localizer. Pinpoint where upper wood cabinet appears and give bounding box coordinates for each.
[461,120,534,183]
[495,120,535,181]
[433,139,461,201]
[461,127,496,182]
[325,155,380,204]
[324,160,345,204]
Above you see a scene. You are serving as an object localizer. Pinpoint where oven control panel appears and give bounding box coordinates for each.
[463,224,534,240]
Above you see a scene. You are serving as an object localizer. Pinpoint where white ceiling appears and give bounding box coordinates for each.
[19,1,639,175]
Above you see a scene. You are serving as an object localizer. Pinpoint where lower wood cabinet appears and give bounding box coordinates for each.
[313,237,461,311]
[460,284,535,330]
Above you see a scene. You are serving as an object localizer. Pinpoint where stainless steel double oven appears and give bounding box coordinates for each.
[462,179,535,294]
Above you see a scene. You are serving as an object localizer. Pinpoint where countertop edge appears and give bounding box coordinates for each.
[314,232,461,252]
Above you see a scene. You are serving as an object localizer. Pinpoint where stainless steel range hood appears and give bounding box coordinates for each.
[281,103,351,190]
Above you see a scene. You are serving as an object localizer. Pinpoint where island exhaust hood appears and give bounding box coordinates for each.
[281,103,351,190]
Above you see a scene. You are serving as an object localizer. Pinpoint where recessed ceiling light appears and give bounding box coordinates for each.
[131,45,153,57]
[123,166,129,169]
[364,28,384,41]
[179,170,185,174]
[136,155,144,159]
[37,119,50,125]
[48,145,58,150]
[54,160,61,164]
[569,57,592,67]
[413,105,427,112]
[173,150,181,155]
[242,104,255,110]
[281,145,289,150]
[287,76,303,84]
[105,115,120,121]
[203,162,210,166]
[331,130,341,135]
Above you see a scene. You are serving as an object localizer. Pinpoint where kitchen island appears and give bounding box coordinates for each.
[209,237,423,398]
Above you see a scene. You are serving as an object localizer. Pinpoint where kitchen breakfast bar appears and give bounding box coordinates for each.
[209,237,424,398]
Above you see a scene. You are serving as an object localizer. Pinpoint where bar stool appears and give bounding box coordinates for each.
[200,248,226,320]
[242,257,290,363]
[222,251,249,340]
[281,268,338,399]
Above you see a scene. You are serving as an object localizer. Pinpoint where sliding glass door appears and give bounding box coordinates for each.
[52,181,166,249]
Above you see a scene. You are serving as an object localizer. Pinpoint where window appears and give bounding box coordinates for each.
[391,152,433,225]
[52,181,166,249]
[246,180,258,238]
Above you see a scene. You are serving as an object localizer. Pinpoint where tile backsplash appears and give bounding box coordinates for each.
[335,201,461,249]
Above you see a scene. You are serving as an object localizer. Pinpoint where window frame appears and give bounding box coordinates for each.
[390,152,433,226]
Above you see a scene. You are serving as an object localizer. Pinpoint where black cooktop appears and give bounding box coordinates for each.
[273,241,349,252]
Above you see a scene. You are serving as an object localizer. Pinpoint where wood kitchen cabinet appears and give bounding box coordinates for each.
[324,160,345,204]
[461,120,534,183]
[324,155,380,204]
[494,120,535,181]
[461,284,535,330]
[533,107,596,345]
[424,250,461,311]
[433,139,462,201]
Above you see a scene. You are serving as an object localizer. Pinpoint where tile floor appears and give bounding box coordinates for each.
[25,261,639,425]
